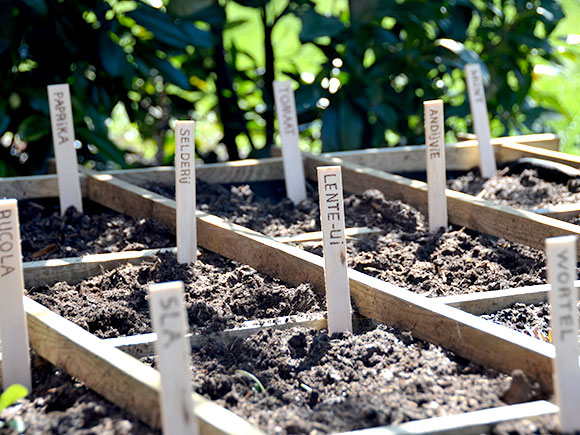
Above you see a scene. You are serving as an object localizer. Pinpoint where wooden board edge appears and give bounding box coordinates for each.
[303,154,580,253]
[86,173,557,393]
[23,248,176,288]
[20,296,263,434]
[437,280,580,315]
[112,158,285,186]
[341,400,558,434]
[105,313,329,358]
[498,142,579,168]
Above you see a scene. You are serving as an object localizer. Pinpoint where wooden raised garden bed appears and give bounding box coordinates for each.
[0,133,578,433]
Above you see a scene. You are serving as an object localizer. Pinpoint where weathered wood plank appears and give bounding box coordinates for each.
[86,174,556,392]
[21,296,262,434]
[0,174,88,200]
[274,227,381,243]
[23,248,176,288]
[304,155,580,253]
[318,134,559,173]
[498,142,579,168]
[438,284,553,315]
[531,204,580,221]
[0,158,285,200]
[112,158,285,186]
[105,313,329,358]
[343,400,558,434]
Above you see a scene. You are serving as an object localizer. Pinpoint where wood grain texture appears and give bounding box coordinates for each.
[22,297,262,434]
[113,159,285,186]
[498,142,579,168]
[0,174,88,200]
[105,313,329,358]
[304,155,580,252]
[86,173,557,392]
[23,248,176,288]
[318,133,559,173]
[342,400,559,434]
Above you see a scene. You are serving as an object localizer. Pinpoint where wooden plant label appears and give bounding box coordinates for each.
[317,166,352,334]
[0,199,31,390]
[148,281,199,435]
[47,84,83,215]
[273,80,307,204]
[423,100,448,232]
[545,235,580,433]
[174,121,197,264]
[465,63,497,179]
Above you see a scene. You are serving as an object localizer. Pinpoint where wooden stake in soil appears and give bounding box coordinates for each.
[465,63,497,179]
[273,80,307,204]
[317,166,352,334]
[47,83,83,215]
[174,121,197,264]
[545,235,580,433]
[0,199,31,390]
[148,281,199,435]
[423,100,448,232]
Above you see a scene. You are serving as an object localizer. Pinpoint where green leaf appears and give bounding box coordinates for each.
[338,100,363,150]
[144,53,190,90]
[0,384,28,412]
[321,105,340,152]
[299,9,344,43]
[98,33,128,78]
[168,0,225,27]
[128,4,214,49]
[17,115,50,143]
[0,109,10,136]
[21,0,47,16]
[436,38,480,64]
[76,127,128,168]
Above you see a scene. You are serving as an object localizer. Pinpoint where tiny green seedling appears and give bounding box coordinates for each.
[0,384,28,433]
[236,369,266,394]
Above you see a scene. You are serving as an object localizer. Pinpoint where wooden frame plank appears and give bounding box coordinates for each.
[85,173,556,392]
[343,400,558,434]
[105,313,329,358]
[0,133,558,201]
[23,248,176,287]
[498,142,580,169]
[0,158,284,201]
[20,296,262,434]
[530,204,580,221]
[304,154,580,253]
[112,158,284,186]
[317,134,559,173]
[0,174,88,200]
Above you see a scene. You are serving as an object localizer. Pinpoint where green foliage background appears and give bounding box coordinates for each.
[0,0,569,175]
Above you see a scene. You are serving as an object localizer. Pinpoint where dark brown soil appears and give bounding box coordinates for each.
[146,181,548,297]
[26,251,324,338]
[18,199,175,262]
[141,324,543,434]
[0,355,158,435]
[447,166,580,209]
[481,301,580,342]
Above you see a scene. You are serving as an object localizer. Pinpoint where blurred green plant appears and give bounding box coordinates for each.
[0,0,565,175]
[0,384,28,433]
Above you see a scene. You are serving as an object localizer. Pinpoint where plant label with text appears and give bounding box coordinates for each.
[175,121,197,264]
[47,83,83,215]
[0,199,31,390]
[273,80,307,204]
[546,235,580,433]
[465,63,497,179]
[149,281,199,435]
[423,100,448,232]
[317,166,352,334]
